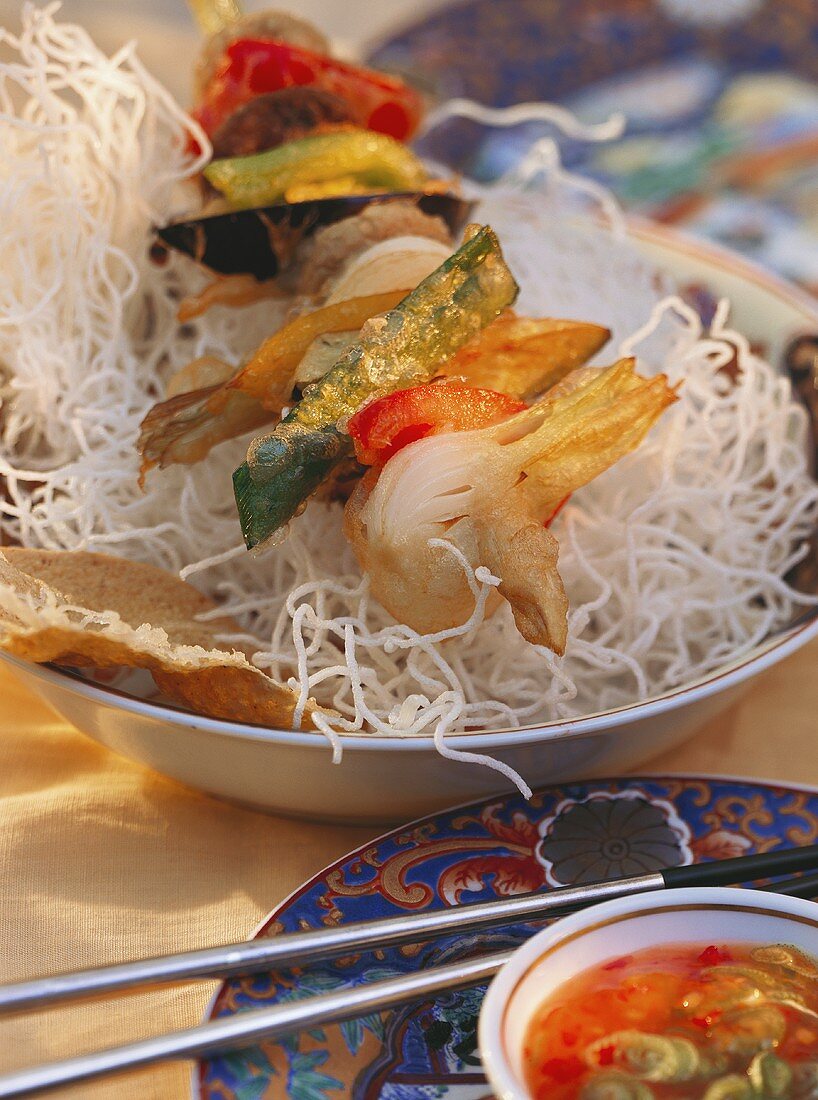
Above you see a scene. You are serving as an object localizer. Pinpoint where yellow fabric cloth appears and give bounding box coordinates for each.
[1,637,818,1097]
[0,665,370,1098]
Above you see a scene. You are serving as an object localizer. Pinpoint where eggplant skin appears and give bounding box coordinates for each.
[154,192,475,280]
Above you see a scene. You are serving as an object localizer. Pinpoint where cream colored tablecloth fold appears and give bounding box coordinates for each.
[1,637,818,1098]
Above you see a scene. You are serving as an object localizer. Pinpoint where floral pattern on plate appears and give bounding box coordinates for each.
[369,0,818,294]
[196,776,818,1100]
[535,789,692,885]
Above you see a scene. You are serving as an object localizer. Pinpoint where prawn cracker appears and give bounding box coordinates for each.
[0,548,317,729]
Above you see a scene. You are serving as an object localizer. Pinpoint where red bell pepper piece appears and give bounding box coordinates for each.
[195,37,423,142]
[349,381,572,525]
[596,1044,616,1067]
[348,381,526,468]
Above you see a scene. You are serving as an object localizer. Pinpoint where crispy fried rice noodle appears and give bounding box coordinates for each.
[1,7,817,795]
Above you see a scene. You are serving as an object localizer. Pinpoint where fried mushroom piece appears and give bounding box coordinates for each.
[211,88,355,160]
[288,200,454,299]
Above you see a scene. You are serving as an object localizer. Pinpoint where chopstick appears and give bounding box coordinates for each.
[0,950,511,1099]
[3,842,818,1015]
[762,868,818,898]
[0,868,816,1099]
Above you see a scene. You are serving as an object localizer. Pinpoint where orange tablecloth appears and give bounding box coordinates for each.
[2,638,818,1097]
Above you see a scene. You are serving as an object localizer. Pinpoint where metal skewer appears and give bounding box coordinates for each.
[0,872,659,1015]
[761,868,818,898]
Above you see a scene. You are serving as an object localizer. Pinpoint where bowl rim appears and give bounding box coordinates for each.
[5,219,818,752]
[4,600,818,753]
[477,884,818,1100]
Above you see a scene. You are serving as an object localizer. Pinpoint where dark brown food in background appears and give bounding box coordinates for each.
[786,333,818,475]
[212,88,355,160]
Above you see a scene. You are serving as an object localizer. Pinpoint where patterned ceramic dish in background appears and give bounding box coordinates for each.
[369,0,818,293]
[195,775,818,1099]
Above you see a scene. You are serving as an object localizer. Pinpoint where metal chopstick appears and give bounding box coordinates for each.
[0,950,512,1099]
[3,841,818,1015]
[1,870,817,1100]
[0,872,660,1013]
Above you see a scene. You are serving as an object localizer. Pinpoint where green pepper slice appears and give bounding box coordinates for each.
[204,129,428,209]
[702,1075,754,1100]
[585,1032,700,1084]
[752,943,818,979]
[747,1052,792,1097]
[711,1004,786,1057]
[234,224,519,549]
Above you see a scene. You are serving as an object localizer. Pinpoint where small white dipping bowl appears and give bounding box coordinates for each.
[479,886,818,1100]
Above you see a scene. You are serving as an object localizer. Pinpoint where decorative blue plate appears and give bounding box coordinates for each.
[368,0,818,295]
[196,775,818,1099]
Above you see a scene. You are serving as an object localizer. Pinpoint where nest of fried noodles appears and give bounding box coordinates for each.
[0,7,816,794]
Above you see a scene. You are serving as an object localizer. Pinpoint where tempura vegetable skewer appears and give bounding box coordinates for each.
[138,311,608,476]
[233,224,519,549]
[137,290,407,476]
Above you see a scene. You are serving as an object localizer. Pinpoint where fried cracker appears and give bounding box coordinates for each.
[0,548,316,729]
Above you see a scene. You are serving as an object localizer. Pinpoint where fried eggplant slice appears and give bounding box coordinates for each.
[154,192,474,279]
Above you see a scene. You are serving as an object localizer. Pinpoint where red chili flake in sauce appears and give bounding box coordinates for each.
[602,955,632,971]
[697,945,732,965]
[597,1044,616,1066]
[541,1057,586,1083]
[691,1008,722,1029]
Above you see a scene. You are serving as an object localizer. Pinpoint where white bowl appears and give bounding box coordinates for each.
[479,885,818,1100]
[4,224,818,823]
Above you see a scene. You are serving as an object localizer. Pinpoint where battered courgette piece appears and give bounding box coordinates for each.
[204,129,428,210]
[233,224,519,549]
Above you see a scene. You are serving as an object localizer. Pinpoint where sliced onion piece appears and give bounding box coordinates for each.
[326,235,453,304]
